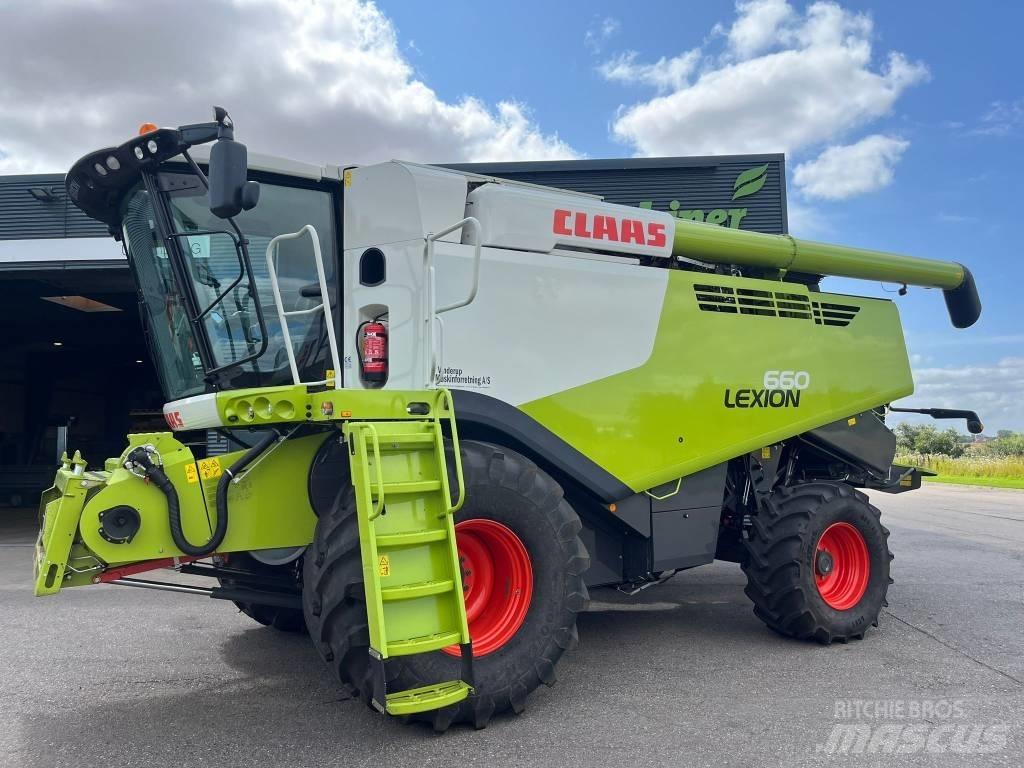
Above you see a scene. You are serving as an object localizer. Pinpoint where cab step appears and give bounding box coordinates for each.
[387,630,463,656]
[344,391,474,717]
[384,680,472,716]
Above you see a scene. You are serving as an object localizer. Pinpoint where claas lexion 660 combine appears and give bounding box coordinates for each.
[36,108,982,730]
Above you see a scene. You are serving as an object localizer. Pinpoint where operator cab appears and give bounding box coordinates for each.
[66,108,343,403]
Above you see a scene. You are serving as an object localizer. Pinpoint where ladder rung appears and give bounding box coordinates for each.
[376,529,448,548]
[377,432,436,448]
[386,631,462,657]
[385,680,471,716]
[376,480,442,495]
[381,579,454,601]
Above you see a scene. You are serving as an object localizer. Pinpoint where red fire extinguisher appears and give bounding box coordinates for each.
[360,322,388,383]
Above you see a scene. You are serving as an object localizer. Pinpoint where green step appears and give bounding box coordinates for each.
[381,578,454,601]
[385,680,472,716]
[376,479,442,495]
[387,630,463,657]
[378,433,436,449]
[376,529,448,548]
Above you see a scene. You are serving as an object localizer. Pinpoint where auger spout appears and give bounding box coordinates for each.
[672,221,981,328]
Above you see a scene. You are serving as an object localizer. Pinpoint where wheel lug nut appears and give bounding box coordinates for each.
[816,550,834,576]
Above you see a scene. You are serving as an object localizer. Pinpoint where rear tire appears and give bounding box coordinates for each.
[741,482,892,644]
[303,440,589,730]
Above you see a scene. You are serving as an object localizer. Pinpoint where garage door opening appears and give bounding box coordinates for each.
[0,268,163,507]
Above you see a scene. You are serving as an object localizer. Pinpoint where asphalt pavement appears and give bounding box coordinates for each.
[2,483,1022,767]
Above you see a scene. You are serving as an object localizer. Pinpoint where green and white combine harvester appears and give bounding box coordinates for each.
[36,108,983,730]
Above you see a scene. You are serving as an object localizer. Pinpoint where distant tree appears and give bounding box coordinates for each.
[893,423,964,457]
[894,422,919,453]
[997,429,1015,440]
[981,433,1024,458]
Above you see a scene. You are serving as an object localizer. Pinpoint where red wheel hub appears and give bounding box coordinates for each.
[814,522,870,610]
[442,519,533,657]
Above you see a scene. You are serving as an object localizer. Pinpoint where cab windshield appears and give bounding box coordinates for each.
[120,173,338,401]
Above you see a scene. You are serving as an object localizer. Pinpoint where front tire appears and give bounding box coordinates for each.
[741,482,892,644]
[303,440,589,730]
[220,552,306,633]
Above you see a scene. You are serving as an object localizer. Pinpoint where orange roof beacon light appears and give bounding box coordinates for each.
[138,122,159,135]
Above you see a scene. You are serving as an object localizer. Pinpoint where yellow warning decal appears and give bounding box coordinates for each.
[185,464,199,484]
[378,555,390,577]
[198,457,223,481]
[343,170,353,187]
[899,474,913,487]
[761,447,772,459]
[848,417,858,426]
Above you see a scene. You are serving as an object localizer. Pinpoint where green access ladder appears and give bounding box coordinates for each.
[344,396,474,716]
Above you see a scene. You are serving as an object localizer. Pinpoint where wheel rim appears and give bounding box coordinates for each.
[442,519,533,657]
[814,522,870,610]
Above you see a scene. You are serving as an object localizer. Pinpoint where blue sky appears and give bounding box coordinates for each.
[388,0,1024,431]
[1,0,1020,429]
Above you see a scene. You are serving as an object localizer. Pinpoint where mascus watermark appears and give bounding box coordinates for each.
[815,699,1010,756]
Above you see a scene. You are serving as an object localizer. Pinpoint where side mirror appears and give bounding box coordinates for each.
[208,107,260,219]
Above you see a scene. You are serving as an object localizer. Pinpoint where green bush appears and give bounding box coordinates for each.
[977,433,1024,458]
[893,423,965,457]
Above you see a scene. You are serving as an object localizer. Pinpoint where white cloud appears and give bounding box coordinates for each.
[785,199,833,239]
[584,16,620,53]
[936,212,980,224]
[969,99,1024,137]
[598,50,701,93]
[0,0,578,174]
[604,1,928,162]
[725,0,796,58]
[896,357,1024,433]
[793,134,908,200]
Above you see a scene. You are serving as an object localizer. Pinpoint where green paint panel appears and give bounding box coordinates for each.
[521,270,913,492]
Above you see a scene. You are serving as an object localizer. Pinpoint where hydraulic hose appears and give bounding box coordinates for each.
[126,430,277,557]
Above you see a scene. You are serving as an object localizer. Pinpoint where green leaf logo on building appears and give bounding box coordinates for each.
[637,162,772,229]
[732,163,769,200]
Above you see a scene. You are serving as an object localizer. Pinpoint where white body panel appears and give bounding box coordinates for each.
[341,161,673,403]
[343,239,668,404]
[344,163,469,250]
[466,183,675,259]
[163,393,221,431]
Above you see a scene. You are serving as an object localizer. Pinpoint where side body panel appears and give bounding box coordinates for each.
[339,162,913,496]
[519,271,913,491]
[344,239,912,494]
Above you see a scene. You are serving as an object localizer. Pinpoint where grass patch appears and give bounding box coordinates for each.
[896,453,1024,490]
[922,475,1024,490]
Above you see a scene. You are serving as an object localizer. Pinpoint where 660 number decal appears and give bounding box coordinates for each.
[763,370,811,390]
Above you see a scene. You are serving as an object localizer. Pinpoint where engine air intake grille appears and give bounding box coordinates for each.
[693,284,859,327]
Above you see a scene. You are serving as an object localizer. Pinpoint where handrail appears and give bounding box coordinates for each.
[434,389,466,515]
[265,224,342,388]
[351,422,385,520]
[423,217,481,387]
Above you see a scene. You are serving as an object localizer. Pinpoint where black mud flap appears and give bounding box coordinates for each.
[865,464,935,494]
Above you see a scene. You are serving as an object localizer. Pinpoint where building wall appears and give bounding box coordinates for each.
[0,174,108,240]
[448,154,788,235]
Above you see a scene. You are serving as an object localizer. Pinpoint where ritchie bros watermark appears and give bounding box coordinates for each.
[815,699,1010,756]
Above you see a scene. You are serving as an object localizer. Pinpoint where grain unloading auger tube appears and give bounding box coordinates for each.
[669,222,981,329]
[465,181,980,328]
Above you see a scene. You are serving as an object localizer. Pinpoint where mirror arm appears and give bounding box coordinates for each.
[181,149,210,191]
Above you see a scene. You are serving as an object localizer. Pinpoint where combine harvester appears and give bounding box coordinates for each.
[36,109,982,730]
